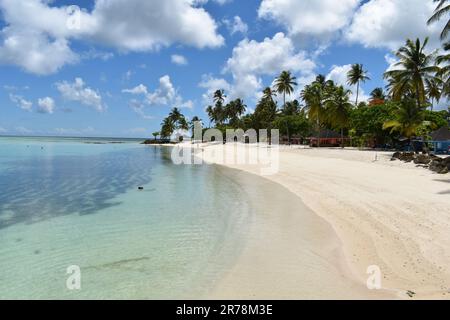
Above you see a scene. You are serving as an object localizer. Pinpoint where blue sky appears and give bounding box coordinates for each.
[0,0,447,138]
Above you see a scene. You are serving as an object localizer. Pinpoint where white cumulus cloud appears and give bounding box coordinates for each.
[258,0,360,44]
[56,78,106,112]
[345,0,446,50]
[37,97,55,114]
[223,16,248,36]
[222,32,316,100]
[171,54,188,66]
[9,94,32,111]
[0,0,224,74]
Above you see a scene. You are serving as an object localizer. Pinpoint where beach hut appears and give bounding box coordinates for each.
[430,127,450,154]
[308,129,350,147]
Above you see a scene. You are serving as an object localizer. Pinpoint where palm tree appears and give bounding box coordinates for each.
[262,87,277,103]
[370,88,386,101]
[425,78,442,111]
[168,108,182,123]
[178,116,189,131]
[436,42,450,98]
[384,38,439,109]
[206,105,214,127]
[301,76,335,147]
[383,98,426,152]
[347,64,370,106]
[225,99,247,127]
[274,71,297,109]
[428,0,450,40]
[152,132,160,141]
[325,86,353,147]
[161,117,175,139]
[274,71,297,145]
[213,89,226,105]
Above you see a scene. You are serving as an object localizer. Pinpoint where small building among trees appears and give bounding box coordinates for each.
[430,127,450,154]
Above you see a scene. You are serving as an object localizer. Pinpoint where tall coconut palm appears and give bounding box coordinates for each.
[425,78,442,110]
[428,0,450,40]
[274,71,297,109]
[274,71,297,145]
[325,86,353,147]
[384,38,439,109]
[213,89,226,105]
[347,64,370,106]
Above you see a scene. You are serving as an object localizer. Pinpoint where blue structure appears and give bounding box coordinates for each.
[430,127,450,155]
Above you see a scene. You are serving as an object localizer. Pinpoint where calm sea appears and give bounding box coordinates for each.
[0,136,250,299]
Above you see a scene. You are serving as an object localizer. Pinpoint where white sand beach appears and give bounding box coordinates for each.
[189,144,450,300]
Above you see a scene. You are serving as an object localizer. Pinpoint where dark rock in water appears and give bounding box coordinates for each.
[138,187,144,190]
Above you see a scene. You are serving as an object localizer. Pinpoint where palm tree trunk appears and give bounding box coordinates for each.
[317,112,321,148]
[341,128,344,148]
[355,82,360,106]
[284,92,290,146]
[415,82,422,110]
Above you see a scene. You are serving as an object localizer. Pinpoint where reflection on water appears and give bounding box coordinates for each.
[0,141,250,299]
[0,147,157,229]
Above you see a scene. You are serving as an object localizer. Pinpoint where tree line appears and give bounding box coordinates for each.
[156,2,449,149]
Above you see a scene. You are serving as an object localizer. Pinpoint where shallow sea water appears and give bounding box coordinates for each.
[0,137,250,299]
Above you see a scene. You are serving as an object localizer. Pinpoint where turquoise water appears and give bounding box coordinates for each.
[0,137,250,299]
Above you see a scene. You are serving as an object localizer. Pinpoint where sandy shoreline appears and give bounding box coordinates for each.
[179,143,450,299]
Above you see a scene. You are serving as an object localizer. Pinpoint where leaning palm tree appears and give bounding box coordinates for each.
[428,0,450,40]
[274,71,297,145]
[384,38,439,109]
[425,78,442,110]
[347,64,370,106]
[325,86,353,147]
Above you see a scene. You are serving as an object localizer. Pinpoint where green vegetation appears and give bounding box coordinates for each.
[157,18,450,151]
